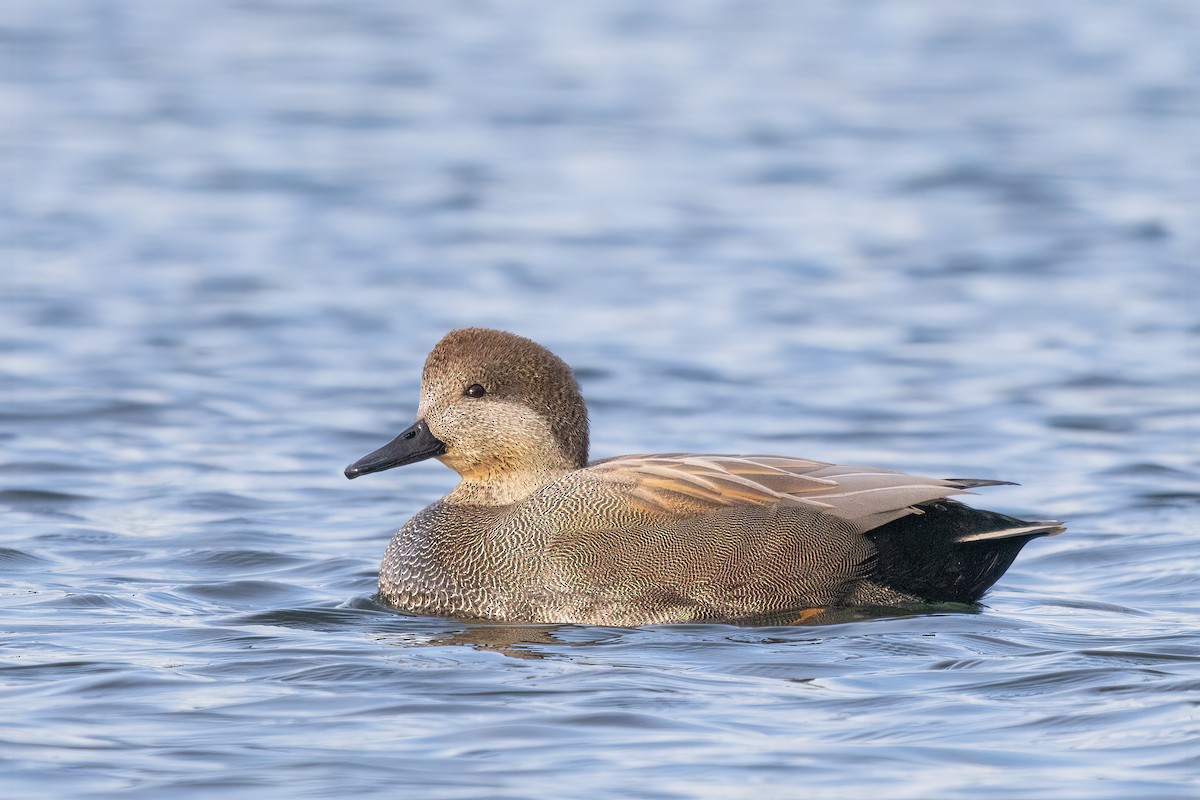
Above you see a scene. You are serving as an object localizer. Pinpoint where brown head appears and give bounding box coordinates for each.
[345,328,590,504]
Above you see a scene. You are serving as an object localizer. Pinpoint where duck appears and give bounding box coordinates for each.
[345,328,1063,626]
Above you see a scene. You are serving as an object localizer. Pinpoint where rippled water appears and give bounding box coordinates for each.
[3,1,1198,798]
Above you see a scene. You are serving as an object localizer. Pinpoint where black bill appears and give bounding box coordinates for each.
[344,419,447,479]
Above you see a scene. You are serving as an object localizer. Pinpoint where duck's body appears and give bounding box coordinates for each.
[347,329,1063,626]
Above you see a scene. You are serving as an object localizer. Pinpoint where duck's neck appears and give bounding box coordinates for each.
[444,462,574,507]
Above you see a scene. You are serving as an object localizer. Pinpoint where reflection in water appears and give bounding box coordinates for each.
[369,604,986,659]
[411,623,567,660]
[732,603,984,628]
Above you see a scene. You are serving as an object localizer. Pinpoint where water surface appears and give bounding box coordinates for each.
[3,1,1198,798]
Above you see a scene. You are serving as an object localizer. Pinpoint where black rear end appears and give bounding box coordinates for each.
[864,499,1051,604]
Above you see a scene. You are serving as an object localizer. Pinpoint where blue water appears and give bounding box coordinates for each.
[3,1,1198,797]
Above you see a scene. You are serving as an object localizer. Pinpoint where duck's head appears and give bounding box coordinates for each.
[345,328,589,502]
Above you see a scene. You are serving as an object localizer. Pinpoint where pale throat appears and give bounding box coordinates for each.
[443,459,573,506]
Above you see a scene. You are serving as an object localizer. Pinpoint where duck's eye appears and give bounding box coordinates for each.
[464,384,486,398]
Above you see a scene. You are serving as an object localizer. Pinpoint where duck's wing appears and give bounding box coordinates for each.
[586,454,1033,532]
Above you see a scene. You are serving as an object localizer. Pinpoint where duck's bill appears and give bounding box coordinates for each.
[344,419,447,479]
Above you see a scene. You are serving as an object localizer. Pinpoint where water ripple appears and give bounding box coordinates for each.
[2,1,1197,798]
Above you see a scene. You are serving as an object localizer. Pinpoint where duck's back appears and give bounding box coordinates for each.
[377,455,1061,625]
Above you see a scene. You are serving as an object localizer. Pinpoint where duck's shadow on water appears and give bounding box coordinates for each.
[238,595,984,659]
[406,607,987,660]
[233,595,984,660]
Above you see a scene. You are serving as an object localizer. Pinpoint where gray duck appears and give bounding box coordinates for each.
[346,328,1063,625]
